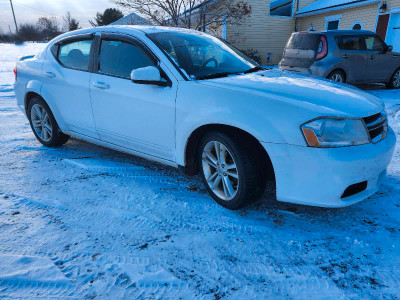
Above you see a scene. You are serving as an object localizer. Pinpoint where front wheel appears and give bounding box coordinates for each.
[28,97,70,147]
[327,70,346,83]
[198,132,266,210]
[386,68,400,89]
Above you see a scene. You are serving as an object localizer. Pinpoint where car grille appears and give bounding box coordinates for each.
[362,112,388,143]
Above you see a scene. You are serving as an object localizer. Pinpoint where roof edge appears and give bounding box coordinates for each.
[296,0,380,17]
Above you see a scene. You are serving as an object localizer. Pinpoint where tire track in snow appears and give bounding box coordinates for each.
[0,278,80,299]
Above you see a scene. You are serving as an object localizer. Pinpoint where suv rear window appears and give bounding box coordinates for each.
[286,33,321,50]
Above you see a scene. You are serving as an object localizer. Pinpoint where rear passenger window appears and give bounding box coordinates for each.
[336,36,363,50]
[98,40,156,78]
[58,40,92,71]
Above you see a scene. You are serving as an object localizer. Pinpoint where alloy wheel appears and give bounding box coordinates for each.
[31,104,53,142]
[393,70,400,88]
[201,141,239,201]
[330,73,343,83]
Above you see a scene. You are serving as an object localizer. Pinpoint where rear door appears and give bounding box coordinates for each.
[42,34,99,138]
[363,35,393,82]
[335,35,368,83]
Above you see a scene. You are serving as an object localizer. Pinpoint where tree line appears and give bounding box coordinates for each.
[0,8,123,43]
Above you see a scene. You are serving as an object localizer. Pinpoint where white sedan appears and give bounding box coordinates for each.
[15,26,396,209]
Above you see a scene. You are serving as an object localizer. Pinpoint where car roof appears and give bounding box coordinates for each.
[106,25,200,34]
[50,25,207,45]
[296,30,376,35]
[72,25,203,36]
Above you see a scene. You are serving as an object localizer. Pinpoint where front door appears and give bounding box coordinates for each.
[89,35,177,161]
[364,35,393,82]
[336,35,368,83]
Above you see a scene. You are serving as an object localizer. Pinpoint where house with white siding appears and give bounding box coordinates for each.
[223,0,315,65]
[296,0,400,52]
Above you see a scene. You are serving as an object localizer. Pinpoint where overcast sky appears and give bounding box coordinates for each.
[0,0,125,33]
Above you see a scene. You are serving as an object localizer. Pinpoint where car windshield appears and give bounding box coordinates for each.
[148,31,258,80]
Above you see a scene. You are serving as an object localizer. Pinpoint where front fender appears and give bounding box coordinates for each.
[175,82,299,166]
[177,120,284,166]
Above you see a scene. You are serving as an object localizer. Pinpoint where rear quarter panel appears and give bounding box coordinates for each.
[15,55,45,115]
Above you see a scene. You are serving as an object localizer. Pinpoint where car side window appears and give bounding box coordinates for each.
[336,36,364,50]
[98,40,156,79]
[364,36,385,51]
[58,40,92,71]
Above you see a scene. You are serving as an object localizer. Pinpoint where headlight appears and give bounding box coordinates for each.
[301,118,370,148]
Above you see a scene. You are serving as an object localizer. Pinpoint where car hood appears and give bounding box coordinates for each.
[197,69,384,117]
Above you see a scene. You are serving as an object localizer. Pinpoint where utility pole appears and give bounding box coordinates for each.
[9,0,18,35]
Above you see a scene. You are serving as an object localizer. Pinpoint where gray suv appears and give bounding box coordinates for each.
[279,30,400,89]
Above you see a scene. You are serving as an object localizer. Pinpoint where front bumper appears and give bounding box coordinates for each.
[261,128,396,207]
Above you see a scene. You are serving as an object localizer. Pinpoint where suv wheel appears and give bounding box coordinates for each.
[198,131,266,210]
[28,97,70,147]
[327,70,345,83]
[386,68,400,89]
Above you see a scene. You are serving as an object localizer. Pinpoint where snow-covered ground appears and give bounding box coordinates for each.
[0,43,399,299]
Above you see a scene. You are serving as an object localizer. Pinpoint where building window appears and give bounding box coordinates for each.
[327,20,339,30]
[351,22,363,30]
[270,0,294,17]
[325,15,341,30]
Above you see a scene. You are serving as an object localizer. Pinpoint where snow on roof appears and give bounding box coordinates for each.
[110,13,152,26]
[296,0,380,17]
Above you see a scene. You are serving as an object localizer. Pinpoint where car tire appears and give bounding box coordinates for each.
[327,70,346,83]
[27,97,70,147]
[386,68,400,89]
[198,131,267,210]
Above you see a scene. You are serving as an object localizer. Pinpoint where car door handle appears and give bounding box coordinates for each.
[93,81,110,89]
[44,71,56,78]
[342,54,349,59]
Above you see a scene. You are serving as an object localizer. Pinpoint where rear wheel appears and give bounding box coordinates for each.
[327,70,346,83]
[386,68,400,89]
[28,97,69,147]
[198,131,267,210]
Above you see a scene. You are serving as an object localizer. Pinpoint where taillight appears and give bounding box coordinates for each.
[316,35,328,60]
[13,66,17,81]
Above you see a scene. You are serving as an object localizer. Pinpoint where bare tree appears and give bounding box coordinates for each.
[64,11,81,31]
[18,23,42,41]
[37,17,60,40]
[111,0,251,33]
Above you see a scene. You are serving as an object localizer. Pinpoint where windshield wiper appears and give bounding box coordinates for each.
[243,66,266,74]
[196,72,241,80]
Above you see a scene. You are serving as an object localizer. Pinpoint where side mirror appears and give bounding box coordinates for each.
[130,66,170,87]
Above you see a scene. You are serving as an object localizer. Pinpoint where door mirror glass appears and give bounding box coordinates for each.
[130,66,170,87]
